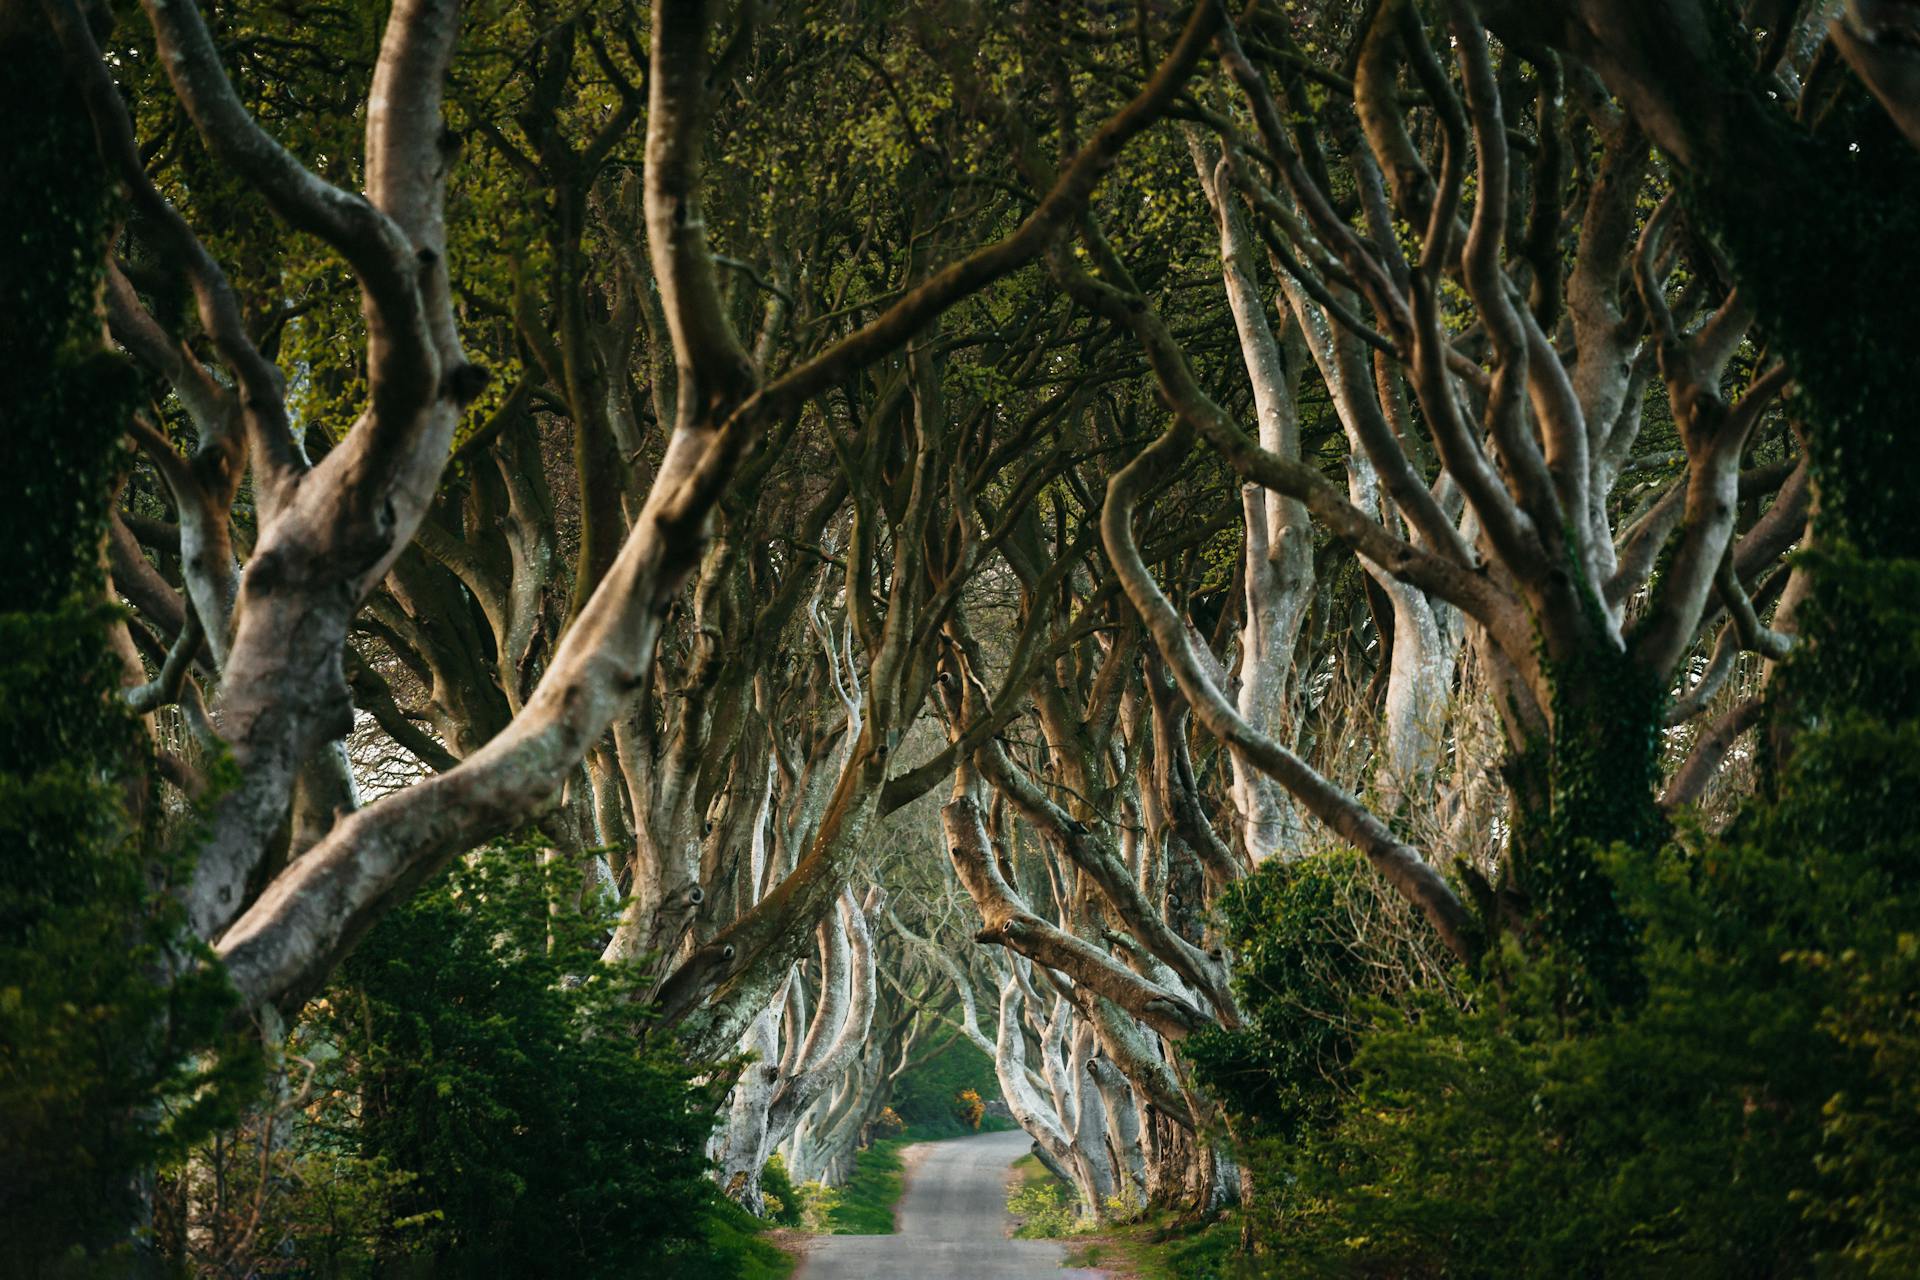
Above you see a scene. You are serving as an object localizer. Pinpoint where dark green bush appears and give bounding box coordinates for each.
[1186,550,1920,1276]
[760,1152,804,1227]
[0,608,259,1275]
[304,839,736,1277]
[1185,849,1455,1144]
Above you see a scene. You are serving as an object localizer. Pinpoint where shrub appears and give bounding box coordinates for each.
[699,1197,799,1280]
[1235,722,1920,1274]
[1184,848,1456,1144]
[154,1132,426,1278]
[1263,930,1834,1277]
[760,1159,844,1235]
[1008,1177,1081,1239]
[1190,547,1920,1277]
[302,838,731,1277]
[1796,933,1920,1276]
[760,1151,841,1233]
[760,1153,804,1227]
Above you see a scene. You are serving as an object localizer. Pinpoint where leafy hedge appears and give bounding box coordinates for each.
[1199,554,1920,1277]
[300,839,741,1277]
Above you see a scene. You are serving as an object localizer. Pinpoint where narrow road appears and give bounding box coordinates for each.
[794,1129,1105,1279]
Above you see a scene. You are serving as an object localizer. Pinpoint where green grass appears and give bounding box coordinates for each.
[1009,1152,1052,1187]
[1066,1214,1252,1280]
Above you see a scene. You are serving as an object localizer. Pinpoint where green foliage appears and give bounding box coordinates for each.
[1005,1158,1146,1241]
[760,1153,839,1233]
[1261,932,1827,1276]
[1796,934,1920,1276]
[1,45,143,609]
[759,1152,805,1227]
[887,1036,1014,1138]
[1131,1219,1250,1280]
[1779,550,1920,773]
[1220,556,1920,1276]
[1007,1175,1081,1239]
[698,1197,799,1280]
[1186,850,1455,1143]
[0,32,261,1274]
[302,838,737,1277]
[1510,638,1667,1008]
[1068,1215,1254,1280]
[155,1138,430,1278]
[0,606,260,1273]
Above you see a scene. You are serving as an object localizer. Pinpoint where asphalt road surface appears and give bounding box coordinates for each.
[794,1129,1106,1280]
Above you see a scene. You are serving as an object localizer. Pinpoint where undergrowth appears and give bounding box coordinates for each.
[1066,1215,1253,1280]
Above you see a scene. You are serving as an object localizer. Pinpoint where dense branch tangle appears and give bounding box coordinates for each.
[81,0,1811,1228]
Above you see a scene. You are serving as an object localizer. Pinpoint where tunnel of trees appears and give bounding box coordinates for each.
[5,0,1919,1274]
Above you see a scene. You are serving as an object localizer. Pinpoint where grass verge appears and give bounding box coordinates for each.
[1002,1157,1252,1279]
[1009,1151,1053,1188]
[822,1137,912,1234]
[1065,1215,1252,1280]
